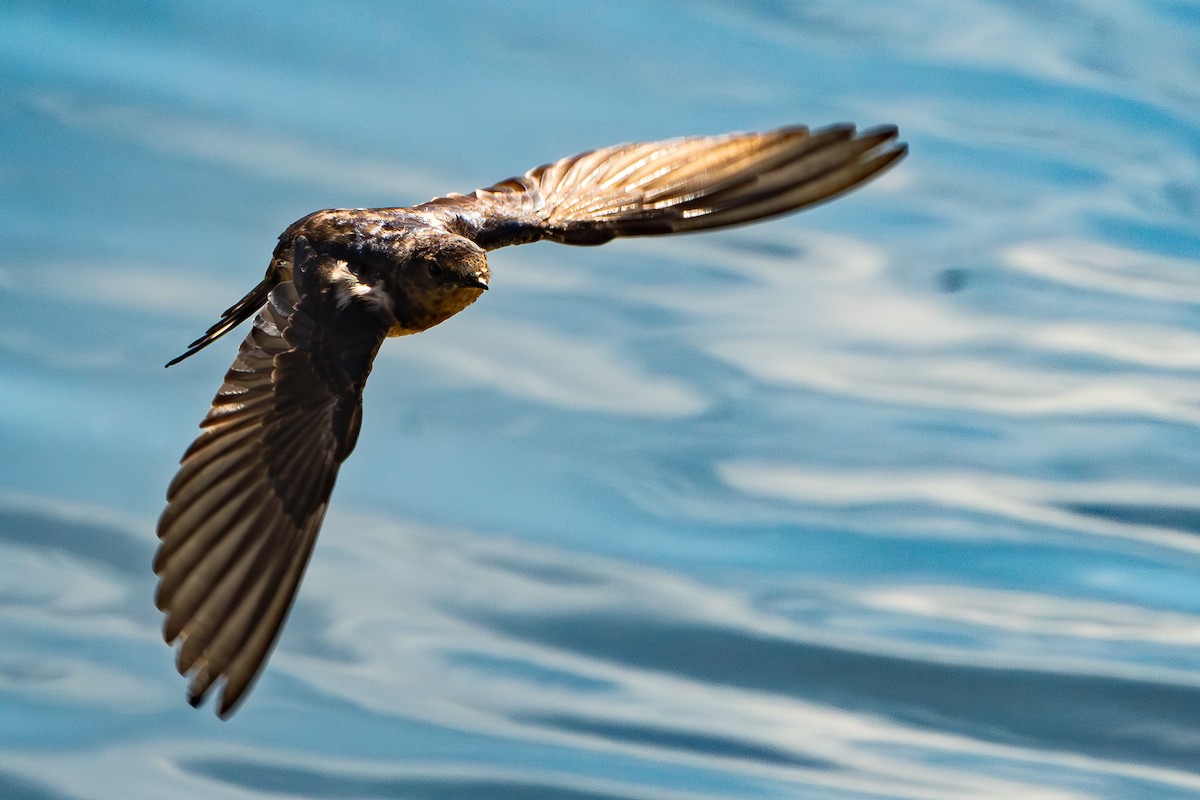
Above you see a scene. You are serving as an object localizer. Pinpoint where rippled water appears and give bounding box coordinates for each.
[4,2,1200,798]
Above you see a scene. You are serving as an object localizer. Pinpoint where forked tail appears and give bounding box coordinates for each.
[165,276,274,367]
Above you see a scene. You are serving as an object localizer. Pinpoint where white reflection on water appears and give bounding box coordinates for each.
[384,316,709,418]
[719,464,1200,554]
[25,91,451,199]
[1005,240,1200,305]
[860,585,1200,645]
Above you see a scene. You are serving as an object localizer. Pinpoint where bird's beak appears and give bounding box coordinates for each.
[464,276,489,290]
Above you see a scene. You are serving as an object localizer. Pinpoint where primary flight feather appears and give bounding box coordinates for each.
[157,122,907,717]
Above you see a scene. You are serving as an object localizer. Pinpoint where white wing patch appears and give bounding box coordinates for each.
[328,260,395,315]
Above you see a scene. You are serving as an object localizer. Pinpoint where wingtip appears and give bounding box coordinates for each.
[860,124,907,166]
[817,121,857,135]
[217,692,243,720]
[859,123,900,140]
[876,140,909,169]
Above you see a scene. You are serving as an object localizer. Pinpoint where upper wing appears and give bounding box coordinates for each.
[417,123,905,249]
[154,238,390,717]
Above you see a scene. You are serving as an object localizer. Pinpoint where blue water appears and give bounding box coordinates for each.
[3,1,1200,797]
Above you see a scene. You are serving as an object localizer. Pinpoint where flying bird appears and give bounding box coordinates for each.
[156,122,907,717]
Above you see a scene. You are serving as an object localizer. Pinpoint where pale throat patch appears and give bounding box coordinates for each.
[328,260,395,314]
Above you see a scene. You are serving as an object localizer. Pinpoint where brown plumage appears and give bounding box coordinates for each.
[156,122,907,717]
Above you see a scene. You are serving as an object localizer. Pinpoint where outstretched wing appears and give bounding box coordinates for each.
[418,123,905,249]
[154,238,390,717]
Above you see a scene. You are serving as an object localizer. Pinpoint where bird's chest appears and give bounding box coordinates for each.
[386,284,484,337]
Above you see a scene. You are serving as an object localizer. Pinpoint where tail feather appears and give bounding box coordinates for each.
[166,277,275,367]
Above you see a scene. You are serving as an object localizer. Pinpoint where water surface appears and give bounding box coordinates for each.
[3,2,1200,798]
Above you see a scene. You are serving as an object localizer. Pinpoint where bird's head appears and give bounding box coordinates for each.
[418,234,490,294]
[388,233,491,335]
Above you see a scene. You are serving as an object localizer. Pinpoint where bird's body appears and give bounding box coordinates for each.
[156,122,907,717]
